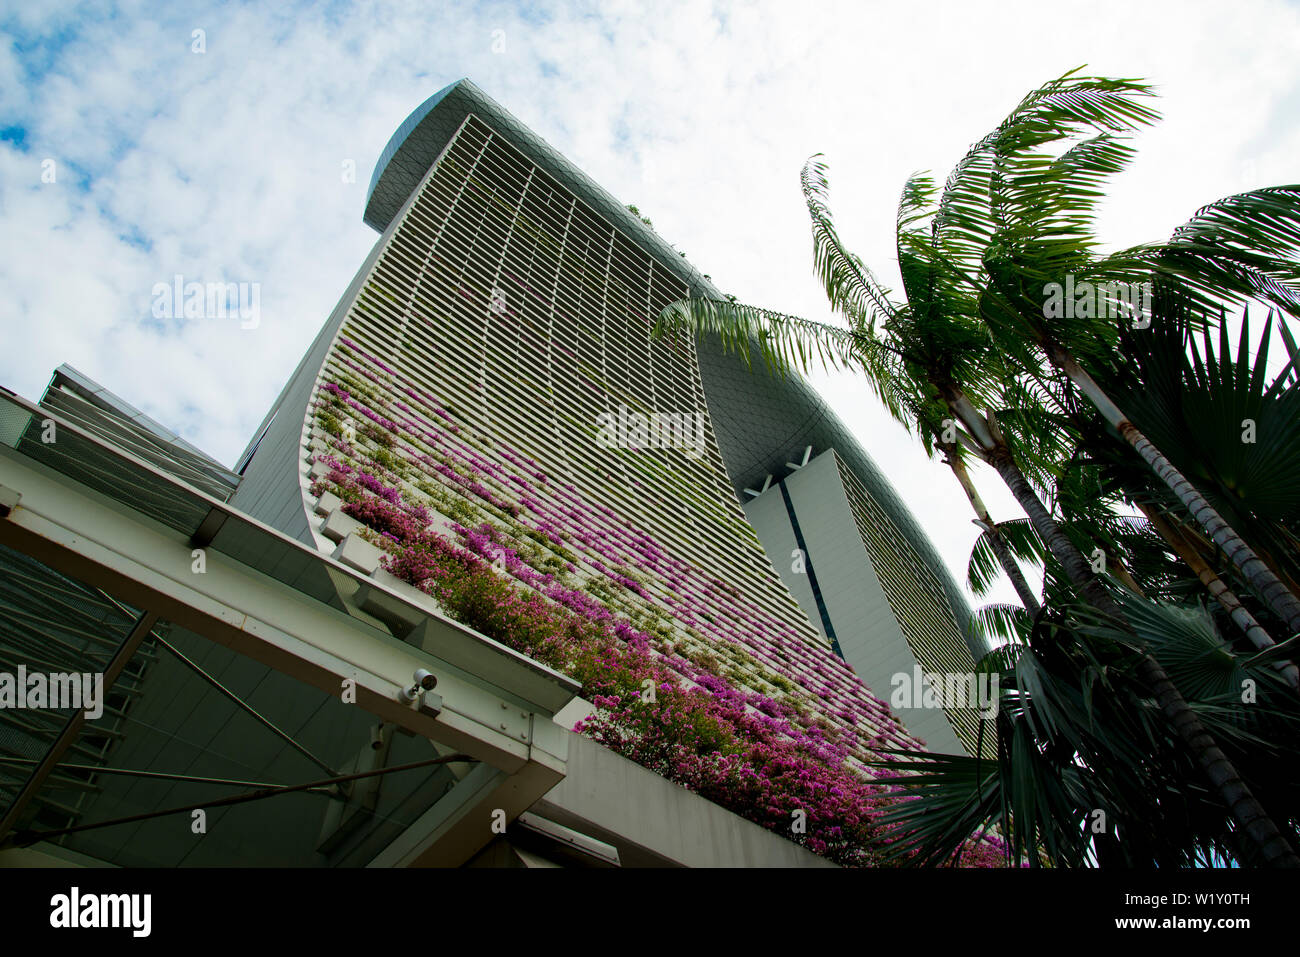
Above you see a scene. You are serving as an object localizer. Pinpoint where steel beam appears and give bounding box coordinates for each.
[0,445,572,864]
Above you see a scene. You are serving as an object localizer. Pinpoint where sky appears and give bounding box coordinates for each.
[2,0,1298,611]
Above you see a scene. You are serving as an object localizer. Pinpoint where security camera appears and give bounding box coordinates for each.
[399,669,438,704]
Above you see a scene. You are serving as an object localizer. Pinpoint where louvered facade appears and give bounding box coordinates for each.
[0,79,1003,872]
[231,78,981,774]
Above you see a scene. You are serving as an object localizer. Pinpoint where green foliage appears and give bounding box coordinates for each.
[625,204,654,229]
[769,674,797,695]
[360,421,395,449]
[878,592,1299,867]
[651,64,1300,866]
[315,410,343,437]
[417,480,481,526]
[967,519,1045,598]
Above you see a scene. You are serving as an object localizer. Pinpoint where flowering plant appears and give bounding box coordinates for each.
[306,356,1005,866]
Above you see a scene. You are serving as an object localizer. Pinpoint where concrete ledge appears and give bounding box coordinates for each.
[322,508,363,543]
[333,531,381,575]
[356,568,446,635]
[313,490,342,517]
[553,695,596,730]
[534,732,836,868]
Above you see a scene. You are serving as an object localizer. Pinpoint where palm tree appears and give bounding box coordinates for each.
[983,314,1300,686]
[1138,502,1298,689]
[656,277,1298,869]
[872,591,1300,867]
[654,69,1300,865]
[949,73,1300,637]
[951,453,1041,619]
[806,72,1300,865]
[1058,308,1300,687]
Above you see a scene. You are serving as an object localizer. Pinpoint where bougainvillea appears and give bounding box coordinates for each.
[308,339,1007,866]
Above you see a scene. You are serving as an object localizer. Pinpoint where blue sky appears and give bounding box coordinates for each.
[2,0,1298,608]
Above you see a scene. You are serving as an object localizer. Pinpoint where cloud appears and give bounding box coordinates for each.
[2,0,1297,609]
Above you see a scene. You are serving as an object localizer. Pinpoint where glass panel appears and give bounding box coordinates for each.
[2,397,212,533]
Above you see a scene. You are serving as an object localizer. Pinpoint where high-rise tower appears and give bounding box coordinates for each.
[232,77,983,764]
[0,79,993,868]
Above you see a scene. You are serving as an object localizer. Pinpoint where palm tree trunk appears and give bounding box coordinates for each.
[983,446,1114,609]
[1107,548,1149,595]
[945,450,1042,616]
[982,442,1299,866]
[1049,343,1300,639]
[1109,558,1147,598]
[983,444,1299,865]
[1139,503,1299,691]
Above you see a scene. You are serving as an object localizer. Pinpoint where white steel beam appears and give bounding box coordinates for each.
[0,447,571,865]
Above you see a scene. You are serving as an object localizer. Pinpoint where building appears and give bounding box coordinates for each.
[0,79,988,868]
[697,343,989,754]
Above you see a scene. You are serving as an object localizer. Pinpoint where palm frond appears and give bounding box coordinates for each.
[653,297,911,423]
[897,172,936,233]
[933,68,1158,270]
[1072,592,1252,704]
[1114,307,1300,586]
[967,518,1046,597]
[969,602,1033,645]
[864,749,1009,867]
[1172,186,1300,262]
[801,155,898,331]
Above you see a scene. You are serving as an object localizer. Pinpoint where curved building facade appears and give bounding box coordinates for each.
[696,345,988,751]
[0,78,995,870]
[0,79,1007,872]
[227,79,985,761]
